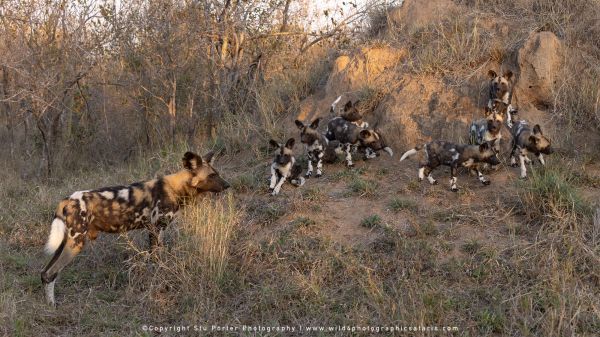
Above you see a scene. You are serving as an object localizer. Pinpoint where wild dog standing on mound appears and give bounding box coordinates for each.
[269,138,305,195]
[295,118,330,178]
[488,69,517,128]
[509,121,554,178]
[41,151,230,306]
[400,140,500,192]
[331,96,368,128]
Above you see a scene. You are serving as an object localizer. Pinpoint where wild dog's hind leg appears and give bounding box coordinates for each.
[41,235,86,306]
[344,144,354,167]
[537,153,545,166]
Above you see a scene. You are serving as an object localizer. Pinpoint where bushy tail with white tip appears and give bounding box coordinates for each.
[400,145,424,161]
[45,218,66,255]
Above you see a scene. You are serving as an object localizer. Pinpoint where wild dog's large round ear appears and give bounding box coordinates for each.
[285,138,295,149]
[183,151,201,170]
[344,100,353,111]
[359,129,372,139]
[269,139,280,149]
[503,70,513,80]
[202,151,216,166]
[294,120,305,130]
[533,124,542,135]
[488,70,497,79]
[310,117,321,129]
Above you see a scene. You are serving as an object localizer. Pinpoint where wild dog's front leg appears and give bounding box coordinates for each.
[306,159,314,178]
[272,174,287,196]
[476,167,490,185]
[344,144,354,167]
[269,166,278,193]
[519,152,527,179]
[316,151,323,177]
[450,165,459,192]
[537,153,545,166]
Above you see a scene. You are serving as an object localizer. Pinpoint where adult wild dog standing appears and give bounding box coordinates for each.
[400,140,500,192]
[41,151,230,306]
[295,118,329,178]
[509,121,554,178]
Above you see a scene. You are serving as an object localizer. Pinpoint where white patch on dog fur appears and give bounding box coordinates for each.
[69,190,89,213]
[100,191,114,199]
[427,174,436,185]
[418,167,425,180]
[118,189,129,201]
[45,218,66,255]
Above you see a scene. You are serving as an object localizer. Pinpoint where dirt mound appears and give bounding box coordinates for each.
[515,31,565,108]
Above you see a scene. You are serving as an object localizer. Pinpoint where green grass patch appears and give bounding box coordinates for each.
[360,215,383,229]
[388,197,418,213]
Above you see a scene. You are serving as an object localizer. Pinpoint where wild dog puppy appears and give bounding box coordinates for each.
[41,151,230,306]
[469,99,507,151]
[325,117,393,167]
[400,140,500,192]
[294,118,329,178]
[268,138,305,195]
[331,96,368,128]
[488,69,517,128]
[509,121,554,178]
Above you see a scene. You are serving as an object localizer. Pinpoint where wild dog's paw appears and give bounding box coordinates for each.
[510,162,519,168]
[482,180,491,186]
[268,188,274,193]
[432,180,438,185]
[520,175,527,180]
[451,186,459,192]
[315,173,322,178]
[305,172,312,178]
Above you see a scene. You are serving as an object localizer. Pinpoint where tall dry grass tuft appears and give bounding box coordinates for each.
[123,193,240,317]
[519,162,591,226]
[179,193,239,283]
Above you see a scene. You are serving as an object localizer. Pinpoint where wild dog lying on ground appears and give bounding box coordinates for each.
[400,140,500,192]
[330,96,368,128]
[295,118,330,178]
[325,116,393,167]
[509,121,554,178]
[269,138,305,195]
[488,69,517,128]
[41,151,230,306]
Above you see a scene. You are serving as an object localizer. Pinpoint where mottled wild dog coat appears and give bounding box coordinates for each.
[295,118,329,178]
[330,96,368,128]
[509,121,554,178]
[469,99,507,150]
[488,69,517,127]
[325,115,393,167]
[269,138,305,195]
[41,151,230,306]
[400,140,500,192]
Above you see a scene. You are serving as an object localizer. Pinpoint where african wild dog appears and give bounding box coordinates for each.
[509,121,554,178]
[400,140,500,192]
[295,118,329,178]
[469,99,507,151]
[331,96,368,128]
[488,69,517,128]
[41,151,230,306]
[269,138,305,195]
[325,116,393,167]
